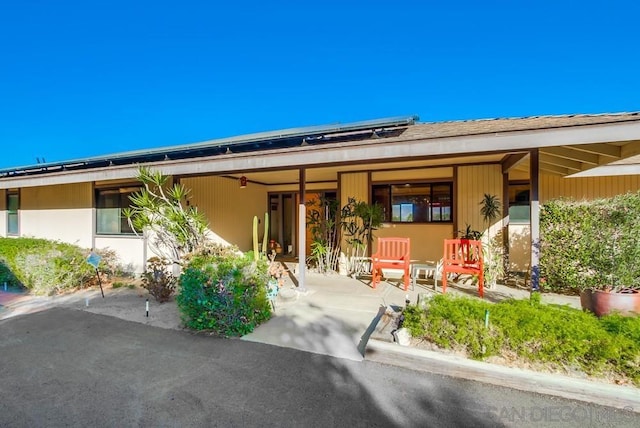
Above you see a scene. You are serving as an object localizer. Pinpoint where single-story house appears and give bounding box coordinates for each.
[2,113,640,289]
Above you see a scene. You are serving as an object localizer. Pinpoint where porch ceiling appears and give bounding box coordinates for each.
[225,153,505,186]
[508,140,640,177]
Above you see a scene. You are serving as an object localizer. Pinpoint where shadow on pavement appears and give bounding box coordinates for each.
[0,307,506,427]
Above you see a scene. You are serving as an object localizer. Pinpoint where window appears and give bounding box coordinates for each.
[372,182,453,223]
[7,192,19,235]
[96,187,140,235]
[509,182,530,223]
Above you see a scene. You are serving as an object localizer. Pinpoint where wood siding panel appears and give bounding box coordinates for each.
[14,183,93,245]
[340,172,369,204]
[21,183,92,209]
[372,167,453,182]
[374,223,454,262]
[267,182,336,193]
[540,174,640,202]
[457,165,503,236]
[181,176,268,251]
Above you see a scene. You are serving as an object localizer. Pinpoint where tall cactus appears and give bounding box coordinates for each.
[262,212,269,255]
[253,215,259,260]
[253,213,270,260]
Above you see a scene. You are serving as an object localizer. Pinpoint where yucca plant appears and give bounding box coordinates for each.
[479,194,504,287]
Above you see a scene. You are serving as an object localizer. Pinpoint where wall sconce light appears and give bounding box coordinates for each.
[239,176,247,188]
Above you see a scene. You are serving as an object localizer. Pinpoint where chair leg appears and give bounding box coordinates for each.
[372,267,379,289]
[442,269,448,294]
[403,269,409,291]
[478,270,484,298]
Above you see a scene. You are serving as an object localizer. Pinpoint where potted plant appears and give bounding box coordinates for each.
[567,194,640,316]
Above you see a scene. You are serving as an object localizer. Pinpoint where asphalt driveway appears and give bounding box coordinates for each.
[1,308,637,427]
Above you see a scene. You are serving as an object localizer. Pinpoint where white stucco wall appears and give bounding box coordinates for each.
[20,209,93,248]
[94,236,147,275]
[0,211,7,236]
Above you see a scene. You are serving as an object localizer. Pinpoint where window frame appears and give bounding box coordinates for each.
[6,191,19,236]
[508,180,531,225]
[371,180,454,224]
[95,185,142,236]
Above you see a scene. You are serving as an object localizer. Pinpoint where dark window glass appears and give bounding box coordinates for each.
[372,182,453,223]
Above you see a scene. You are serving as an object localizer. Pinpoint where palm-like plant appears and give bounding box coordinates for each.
[479,194,503,287]
[123,166,209,266]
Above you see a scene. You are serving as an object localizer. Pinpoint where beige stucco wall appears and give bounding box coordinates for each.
[508,224,531,272]
[18,183,93,247]
[0,189,6,236]
[181,176,268,251]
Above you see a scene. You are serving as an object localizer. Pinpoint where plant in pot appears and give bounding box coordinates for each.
[579,196,640,316]
[340,198,384,277]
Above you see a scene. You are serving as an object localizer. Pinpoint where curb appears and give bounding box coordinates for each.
[365,339,640,414]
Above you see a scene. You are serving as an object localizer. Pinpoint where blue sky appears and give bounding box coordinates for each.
[1,0,639,168]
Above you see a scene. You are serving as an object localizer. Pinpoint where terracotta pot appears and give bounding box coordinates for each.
[591,289,640,317]
[579,289,593,312]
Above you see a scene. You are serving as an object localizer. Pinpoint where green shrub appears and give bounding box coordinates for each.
[0,238,123,295]
[176,247,271,336]
[403,294,640,385]
[0,237,102,295]
[540,192,640,293]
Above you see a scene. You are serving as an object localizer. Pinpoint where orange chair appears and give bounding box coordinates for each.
[442,239,484,298]
[371,237,411,291]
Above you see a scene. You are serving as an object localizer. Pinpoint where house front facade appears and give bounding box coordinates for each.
[2,113,640,289]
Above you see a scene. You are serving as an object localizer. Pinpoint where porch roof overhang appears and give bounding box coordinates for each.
[2,113,640,189]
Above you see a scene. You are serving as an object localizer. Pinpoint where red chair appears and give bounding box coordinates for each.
[371,237,411,291]
[442,239,484,298]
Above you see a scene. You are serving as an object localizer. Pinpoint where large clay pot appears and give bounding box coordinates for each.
[579,289,593,313]
[591,289,640,317]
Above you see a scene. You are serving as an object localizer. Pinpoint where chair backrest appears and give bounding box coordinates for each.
[375,237,411,259]
[443,239,483,266]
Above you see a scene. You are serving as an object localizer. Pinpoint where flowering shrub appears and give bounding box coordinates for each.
[176,248,271,336]
[141,257,176,303]
[267,253,289,287]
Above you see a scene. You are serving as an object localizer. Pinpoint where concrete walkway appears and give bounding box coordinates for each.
[242,269,581,361]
